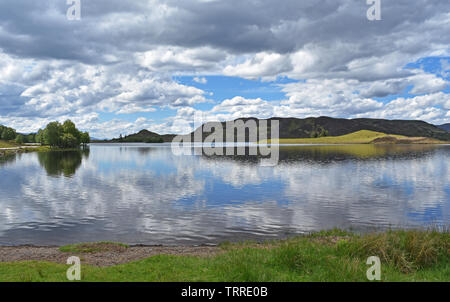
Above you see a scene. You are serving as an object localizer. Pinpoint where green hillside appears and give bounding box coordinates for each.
[262,130,447,144]
[263,130,403,144]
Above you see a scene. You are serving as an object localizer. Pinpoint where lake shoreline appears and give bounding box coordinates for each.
[0,146,88,158]
[0,229,447,265]
[2,142,447,160]
[0,146,43,157]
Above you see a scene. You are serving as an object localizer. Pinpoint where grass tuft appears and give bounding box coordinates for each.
[343,230,449,273]
[59,242,129,254]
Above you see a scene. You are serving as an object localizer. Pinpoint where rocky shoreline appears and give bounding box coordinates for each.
[0,245,220,267]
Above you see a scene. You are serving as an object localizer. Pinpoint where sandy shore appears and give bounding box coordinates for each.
[0,245,220,267]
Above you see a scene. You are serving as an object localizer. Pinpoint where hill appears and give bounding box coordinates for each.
[437,123,450,132]
[187,116,450,142]
[93,117,450,144]
[109,130,175,143]
[262,130,446,144]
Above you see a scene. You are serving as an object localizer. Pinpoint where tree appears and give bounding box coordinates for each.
[1,127,16,140]
[80,132,90,146]
[35,129,45,144]
[318,129,329,137]
[63,120,81,143]
[44,122,63,147]
[25,134,35,143]
[0,125,5,138]
[39,121,87,148]
[60,133,78,148]
[15,134,24,144]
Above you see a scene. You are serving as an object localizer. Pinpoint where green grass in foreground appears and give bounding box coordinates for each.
[262,130,407,144]
[0,229,448,282]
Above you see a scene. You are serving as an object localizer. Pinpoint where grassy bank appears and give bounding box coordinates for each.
[262,130,448,144]
[0,140,19,148]
[0,229,448,282]
[0,145,52,157]
[0,141,79,157]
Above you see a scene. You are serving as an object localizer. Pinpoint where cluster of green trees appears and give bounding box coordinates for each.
[36,120,90,148]
[310,127,329,138]
[1,120,89,148]
[0,125,17,141]
[14,134,36,144]
[0,125,34,143]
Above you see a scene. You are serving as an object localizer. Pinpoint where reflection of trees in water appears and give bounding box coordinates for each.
[38,148,90,177]
[199,145,445,164]
[0,153,17,167]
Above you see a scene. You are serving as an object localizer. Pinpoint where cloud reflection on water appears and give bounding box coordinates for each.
[0,144,448,245]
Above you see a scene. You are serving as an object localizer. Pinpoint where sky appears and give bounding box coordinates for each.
[0,0,449,139]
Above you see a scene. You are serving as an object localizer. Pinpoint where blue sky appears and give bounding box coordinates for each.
[108,76,296,124]
[0,1,449,138]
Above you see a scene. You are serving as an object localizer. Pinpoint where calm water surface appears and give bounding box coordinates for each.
[0,143,449,246]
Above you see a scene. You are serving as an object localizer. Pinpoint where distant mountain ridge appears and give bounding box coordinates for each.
[96,116,450,143]
[437,123,450,132]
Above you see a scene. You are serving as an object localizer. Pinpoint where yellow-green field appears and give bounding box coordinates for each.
[262,130,446,144]
[0,140,19,148]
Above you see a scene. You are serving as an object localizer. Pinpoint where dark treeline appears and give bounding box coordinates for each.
[1,120,90,148]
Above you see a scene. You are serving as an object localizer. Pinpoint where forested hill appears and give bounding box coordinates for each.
[97,117,450,143]
[187,116,450,142]
[109,130,175,143]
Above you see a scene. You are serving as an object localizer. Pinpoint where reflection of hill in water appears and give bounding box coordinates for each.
[112,145,160,155]
[136,147,159,155]
[38,149,90,177]
[280,144,441,159]
[199,144,447,163]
